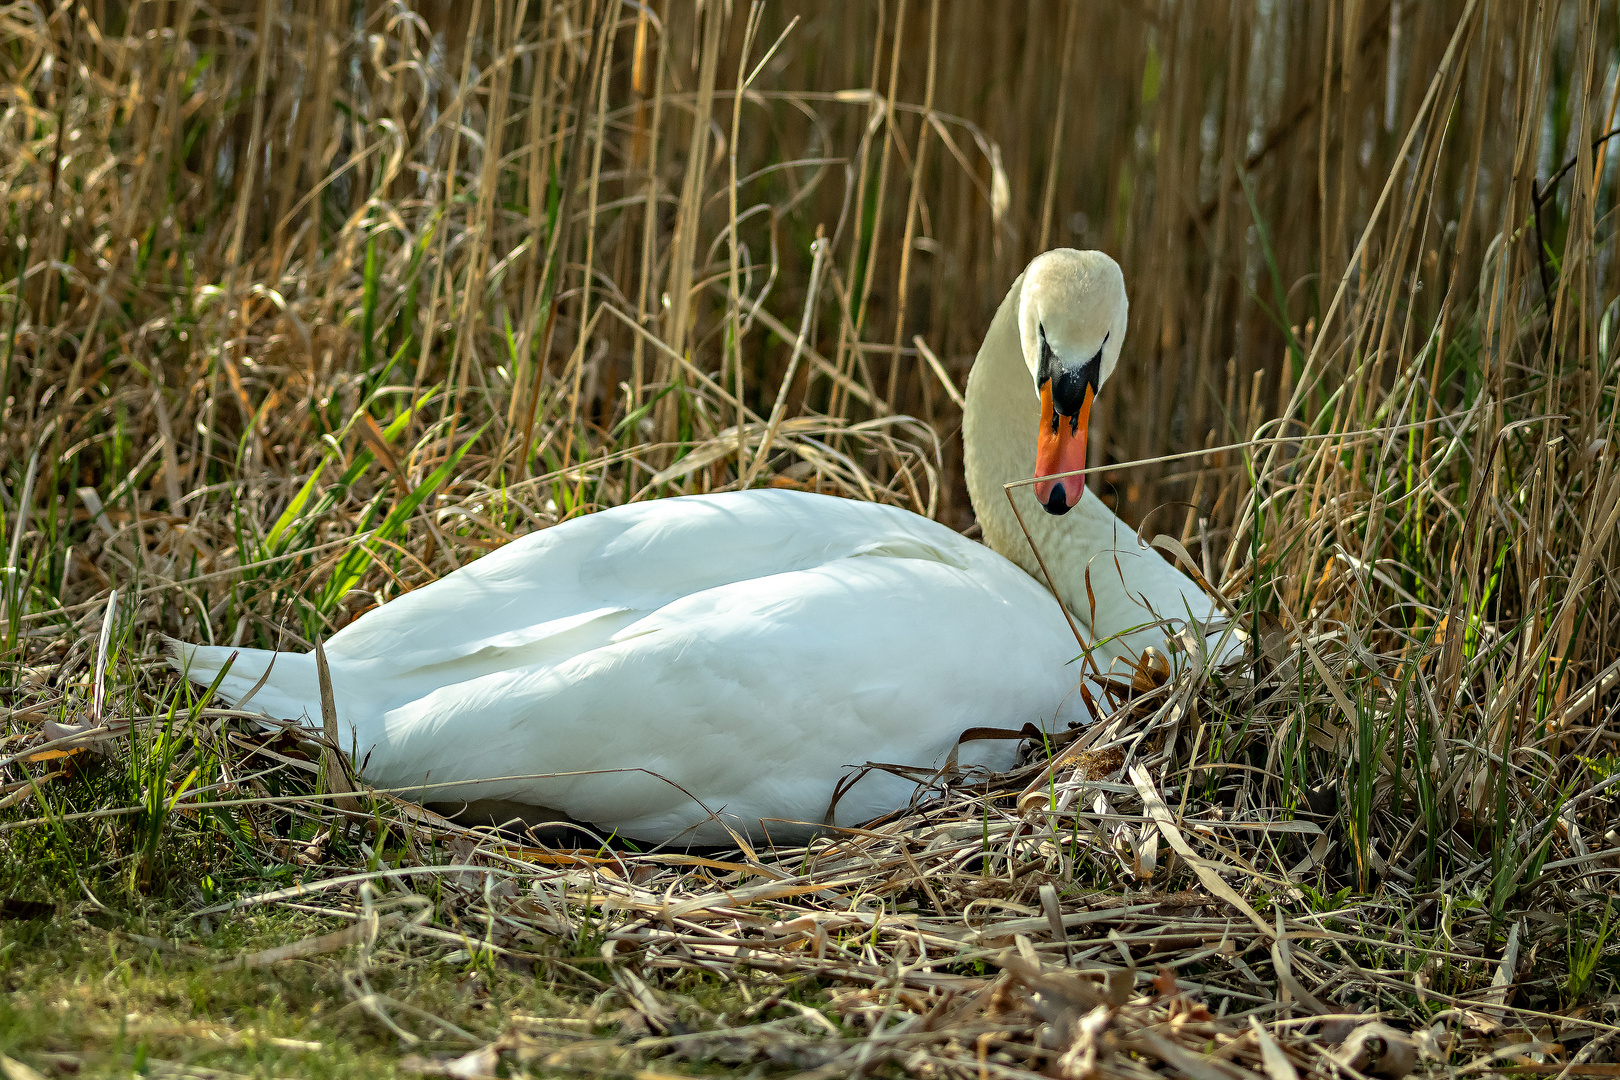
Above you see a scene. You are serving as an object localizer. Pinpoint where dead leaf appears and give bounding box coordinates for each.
[399,1045,500,1079]
[444,1044,499,1079]
[1252,1017,1302,1080]
[1152,966,1179,999]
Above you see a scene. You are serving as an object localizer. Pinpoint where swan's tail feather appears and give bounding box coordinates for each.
[164,638,323,726]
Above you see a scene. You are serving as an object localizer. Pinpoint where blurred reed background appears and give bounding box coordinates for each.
[11,2,1613,528]
[2,0,1618,913]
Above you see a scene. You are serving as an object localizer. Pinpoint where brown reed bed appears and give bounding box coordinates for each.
[2,1,1618,1076]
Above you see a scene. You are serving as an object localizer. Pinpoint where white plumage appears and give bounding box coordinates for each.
[172,249,1225,843]
[176,492,1085,842]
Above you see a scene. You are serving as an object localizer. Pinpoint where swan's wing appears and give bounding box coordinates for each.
[350,543,1086,843]
[324,489,992,674]
[176,490,1045,723]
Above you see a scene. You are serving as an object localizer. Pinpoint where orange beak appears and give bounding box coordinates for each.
[1033,381,1093,515]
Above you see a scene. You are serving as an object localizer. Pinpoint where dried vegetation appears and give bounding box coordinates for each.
[2,1,1619,1077]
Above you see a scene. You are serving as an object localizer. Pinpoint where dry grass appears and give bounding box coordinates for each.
[2,1,1619,1076]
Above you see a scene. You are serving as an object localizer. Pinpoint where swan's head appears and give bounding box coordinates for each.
[1017,249,1128,515]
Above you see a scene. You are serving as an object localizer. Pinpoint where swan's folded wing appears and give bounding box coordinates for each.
[173,491,1043,730]
[323,490,997,673]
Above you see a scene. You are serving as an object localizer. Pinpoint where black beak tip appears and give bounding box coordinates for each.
[1042,486,1071,516]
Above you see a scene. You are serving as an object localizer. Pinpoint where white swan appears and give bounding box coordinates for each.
[172,250,1220,843]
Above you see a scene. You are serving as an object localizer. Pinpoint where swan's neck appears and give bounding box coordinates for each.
[964,272,1139,626]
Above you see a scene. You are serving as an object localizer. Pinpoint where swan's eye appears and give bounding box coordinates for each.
[1037,326,1060,388]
